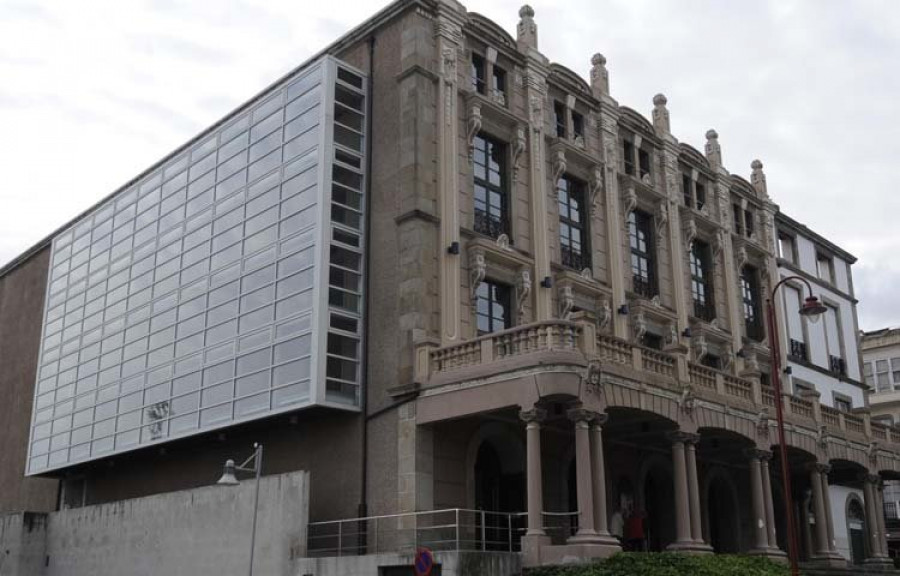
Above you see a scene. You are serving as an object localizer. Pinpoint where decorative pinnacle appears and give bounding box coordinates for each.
[519,4,534,18]
[591,53,606,66]
[706,129,718,141]
[653,93,667,106]
[751,159,763,170]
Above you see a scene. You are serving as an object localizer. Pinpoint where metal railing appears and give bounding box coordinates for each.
[306,509,582,558]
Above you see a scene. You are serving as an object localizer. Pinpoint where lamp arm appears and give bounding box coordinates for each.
[235,443,263,474]
[770,274,815,301]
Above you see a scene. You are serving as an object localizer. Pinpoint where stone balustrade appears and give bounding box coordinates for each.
[417,318,899,451]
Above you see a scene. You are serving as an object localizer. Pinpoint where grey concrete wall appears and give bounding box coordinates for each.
[0,470,309,576]
[294,550,522,576]
[0,512,48,576]
[0,247,59,514]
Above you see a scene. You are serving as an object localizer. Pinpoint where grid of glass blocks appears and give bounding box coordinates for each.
[27,56,367,475]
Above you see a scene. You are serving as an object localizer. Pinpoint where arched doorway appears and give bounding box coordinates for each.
[706,471,741,553]
[847,496,867,565]
[641,460,675,551]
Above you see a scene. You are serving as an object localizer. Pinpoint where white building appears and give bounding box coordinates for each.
[775,212,869,563]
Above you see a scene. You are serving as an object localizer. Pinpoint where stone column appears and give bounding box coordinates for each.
[589,416,621,549]
[810,464,844,565]
[819,466,837,554]
[760,455,780,552]
[748,450,770,553]
[568,408,597,540]
[668,433,694,549]
[801,492,814,561]
[520,408,547,537]
[876,480,890,560]
[864,475,883,559]
[810,465,831,557]
[685,435,705,545]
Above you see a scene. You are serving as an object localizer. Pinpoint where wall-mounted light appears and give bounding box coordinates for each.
[447,241,460,255]
[783,366,792,375]
[540,276,552,289]
[617,304,629,315]
[681,327,692,338]
[735,348,746,358]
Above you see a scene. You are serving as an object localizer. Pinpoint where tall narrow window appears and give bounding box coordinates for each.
[744,210,754,237]
[876,360,891,392]
[476,280,512,335]
[638,148,651,179]
[863,362,873,388]
[741,265,763,341]
[558,175,589,270]
[690,240,715,321]
[572,111,584,141]
[623,140,635,176]
[473,134,509,239]
[892,358,900,388]
[824,304,844,376]
[471,53,486,94]
[784,285,807,361]
[491,65,506,103]
[628,210,656,297]
[682,174,693,208]
[554,101,567,138]
[696,182,706,211]
[733,203,743,235]
[778,232,795,263]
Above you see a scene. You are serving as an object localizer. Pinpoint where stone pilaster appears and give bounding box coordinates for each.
[520,407,550,565]
[435,0,467,344]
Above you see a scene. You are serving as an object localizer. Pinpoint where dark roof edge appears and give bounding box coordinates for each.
[775,211,857,264]
[0,0,423,280]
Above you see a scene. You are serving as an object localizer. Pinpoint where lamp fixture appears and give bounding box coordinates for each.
[735,348,746,358]
[540,276,552,288]
[617,304,629,315]
[216,459,240,486]
[799,295,827,324]
[681,327,692,338]
[447,241,460,255]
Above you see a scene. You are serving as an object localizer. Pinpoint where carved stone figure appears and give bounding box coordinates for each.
[622,186,637,219]
[559,284,574,320]
[693,333,708,363]
[469,248,486,304]
[632,311,647,342]
[516,268,532,323]
[512,126,526,181]
[466,102,482,160]
[597,297,612,331]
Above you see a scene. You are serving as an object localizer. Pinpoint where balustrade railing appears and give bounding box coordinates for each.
[597,333,633,365]
[688,363,717,391]
[844,413,865,435]
[789,396,814,419]
[641,347,676,378]
[872,421,889,441]
[723,375,752,401]
[821,405,840,427]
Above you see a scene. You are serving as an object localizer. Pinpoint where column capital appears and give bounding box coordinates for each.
[667,431,700,445]
[590,413,609,428]
[744,448,773,461]
[863,473,882,486]
[808,462,831,475]
[567,407,598,424]
[520,407,547,424]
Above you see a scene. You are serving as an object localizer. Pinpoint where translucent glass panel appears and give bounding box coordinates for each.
[28,56,367,475]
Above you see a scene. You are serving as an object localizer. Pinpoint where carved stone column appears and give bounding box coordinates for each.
[435,0,466,345]
[667,433,695,550]
[876,480,890,562]
[748,450,771,553]
[590,415,618,546]
[685,435,706,546]
[760,454,781,552]
[810,464,844,565]
[521,408,548,538]
[568,408,598,540]
[863,474,893,566]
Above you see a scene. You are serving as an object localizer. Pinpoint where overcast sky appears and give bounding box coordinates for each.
[1,0,897,330]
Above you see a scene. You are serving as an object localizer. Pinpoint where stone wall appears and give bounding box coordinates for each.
[0,470,308,576]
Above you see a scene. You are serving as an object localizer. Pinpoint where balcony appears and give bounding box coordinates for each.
[414,318,896,451]
[632,276,655,298]
[474,209,510,240]
[692,300,716,322]
[561,246,590,271]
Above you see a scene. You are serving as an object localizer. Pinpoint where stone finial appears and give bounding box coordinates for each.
[705,129,722,169]
[517,5,538,51]
[590,53,609,98]
[750,159,769,200]
[652,93,670,136]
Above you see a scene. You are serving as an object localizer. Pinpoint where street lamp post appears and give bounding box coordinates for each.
[217,443,264,576]
[766,276,826,576]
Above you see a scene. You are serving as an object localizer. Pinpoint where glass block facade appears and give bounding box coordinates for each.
[27,55,367,475]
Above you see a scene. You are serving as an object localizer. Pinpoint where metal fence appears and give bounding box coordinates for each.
[306,508,580,557]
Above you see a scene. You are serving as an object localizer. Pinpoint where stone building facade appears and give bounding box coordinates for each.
[1,0,898,574]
